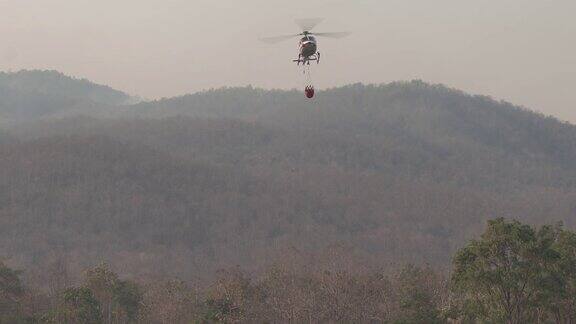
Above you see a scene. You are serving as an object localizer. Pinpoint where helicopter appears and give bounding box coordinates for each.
[260,18,349,66]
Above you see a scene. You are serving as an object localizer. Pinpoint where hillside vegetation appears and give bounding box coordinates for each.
[4,219,576,323]
[0,70,131,123]
[1,71,576,285]
[0,70,130,105]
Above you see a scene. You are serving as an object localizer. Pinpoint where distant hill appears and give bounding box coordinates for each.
[48,82,576,191]
[0,70,130,105]
[0,70,131,123]
[4,77,576,280]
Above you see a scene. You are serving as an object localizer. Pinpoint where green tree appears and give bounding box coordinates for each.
[451,218,562,323]
[112,280,142,322]
[43,287,102,324]
[546,228,576,322]
[394,264,445,324]
[84,263,142,324]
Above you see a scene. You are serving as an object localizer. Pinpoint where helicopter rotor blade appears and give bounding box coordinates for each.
[312,32,351,39]
[259,34,301,44]
[295,18,324,32]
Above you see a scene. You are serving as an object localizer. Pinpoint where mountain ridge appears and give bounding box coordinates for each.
[2,70,576,280]
[0,70,131,105]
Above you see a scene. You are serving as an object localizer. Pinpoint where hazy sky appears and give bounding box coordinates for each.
[1,0,575,121]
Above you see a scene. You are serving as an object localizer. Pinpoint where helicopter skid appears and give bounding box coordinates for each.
[293,53,320,65]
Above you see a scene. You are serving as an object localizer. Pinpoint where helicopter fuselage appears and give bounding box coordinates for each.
[300,39,317,57]
[295,35,320,65]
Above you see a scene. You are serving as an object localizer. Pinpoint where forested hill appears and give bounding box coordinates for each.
[25,81,576,191]
[0,70,130,105]
[2,72,576,282]
[130,83,576,171]
[0,70,131,123]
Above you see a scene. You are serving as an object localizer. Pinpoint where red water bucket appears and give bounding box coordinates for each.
[305,86,315,98]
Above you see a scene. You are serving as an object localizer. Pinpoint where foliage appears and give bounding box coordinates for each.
[42,287,102,324]
[0,262,26,323]
[450,218,576,323]
[84,263,143,323]
[3,219,576,323]
[394,264,445,324]
[137,279,201,323]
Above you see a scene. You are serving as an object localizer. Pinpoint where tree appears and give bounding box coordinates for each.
[84,263,117,323]
[43,287,102,324]
[394,264,446,324]
[84,263,142,324]
[137,279,201,324]
[112,280,142,323]
[202,269,258,323]
[451,218,562,323]
[0,261,25,322]
[546,227,576,322]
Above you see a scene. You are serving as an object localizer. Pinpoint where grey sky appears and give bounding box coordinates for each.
[1,0,575,121]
